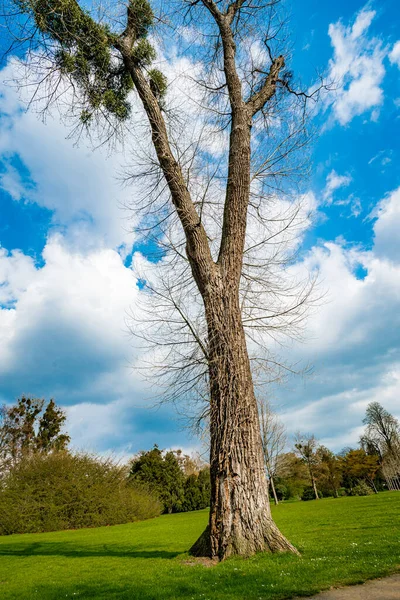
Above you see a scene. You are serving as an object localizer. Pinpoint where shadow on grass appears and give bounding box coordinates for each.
[0,541,180,560]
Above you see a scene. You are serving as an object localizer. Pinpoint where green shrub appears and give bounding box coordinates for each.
[0,452,162,535]
[349,481,374,496]
[301,486,322,501]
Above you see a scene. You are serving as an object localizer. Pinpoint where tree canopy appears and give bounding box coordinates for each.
[0,397,70,471]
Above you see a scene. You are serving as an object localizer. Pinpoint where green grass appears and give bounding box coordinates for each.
[0,492,399,599]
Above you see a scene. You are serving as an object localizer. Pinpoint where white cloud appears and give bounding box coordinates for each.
[326,9,386,125]
[389,40,400,68]
[368,149,392,167]
[0,237,138,389]
[0,248,37,307]
[323,169,352,204]
[372,187,400,261]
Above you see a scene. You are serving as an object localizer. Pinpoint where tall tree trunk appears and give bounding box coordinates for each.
[270,476,279,506]
[190,290,297,560]
[311,471,319,500]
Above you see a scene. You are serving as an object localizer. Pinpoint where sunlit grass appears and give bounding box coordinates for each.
[0,492,399,599]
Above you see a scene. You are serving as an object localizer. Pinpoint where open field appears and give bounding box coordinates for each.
[0,492,399,600]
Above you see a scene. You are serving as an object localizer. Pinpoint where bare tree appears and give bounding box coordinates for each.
[363,402,400,458]
[294,433,320,500]
[259,397,286,505]
[361,402,400,492]
[0,0,327,559]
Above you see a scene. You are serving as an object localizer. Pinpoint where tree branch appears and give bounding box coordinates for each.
[246,55,285,115]
[115,35,217,296]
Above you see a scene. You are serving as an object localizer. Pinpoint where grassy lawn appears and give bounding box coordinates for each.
[0,492,399,599]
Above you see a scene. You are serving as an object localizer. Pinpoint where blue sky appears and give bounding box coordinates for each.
[0,0,399,457]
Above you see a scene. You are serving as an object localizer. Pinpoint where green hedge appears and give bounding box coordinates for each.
[0,452,162,535]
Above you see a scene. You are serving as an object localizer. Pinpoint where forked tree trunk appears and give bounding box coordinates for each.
[119,9,295,561]
[190,291,297,560]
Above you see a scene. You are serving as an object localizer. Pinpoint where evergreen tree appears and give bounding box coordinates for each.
[36,400,70,452]
[129,446,185,513]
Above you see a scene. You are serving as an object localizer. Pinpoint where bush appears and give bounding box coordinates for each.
[301,486,322,501]
[348,481,374,496]
[0,452,162,535]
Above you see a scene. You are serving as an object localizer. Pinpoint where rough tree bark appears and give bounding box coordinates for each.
[190,284,296,558]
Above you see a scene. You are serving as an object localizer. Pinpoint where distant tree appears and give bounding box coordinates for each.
[359,436,386,492]
[316,446,342,498]
[36,400,70,452]
[197,467,211,507]
[173,449,206,477]
[363,402,400,456]
[182,474,203,512]
[362,402,400,491]
[259,398,287,505]
[129,446,185,513]
[0,397,69,471]
[274,452,309,500]
[294,433,320,500]
[339,449,380,493]
[163,451,186,513]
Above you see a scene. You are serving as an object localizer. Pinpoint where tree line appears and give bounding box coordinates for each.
[0,397,209,535]
[1,395,398,536]
[260,399,400,502]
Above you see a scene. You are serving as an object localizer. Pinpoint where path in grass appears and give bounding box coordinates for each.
[305,574,400,599]
[0,492,399,599]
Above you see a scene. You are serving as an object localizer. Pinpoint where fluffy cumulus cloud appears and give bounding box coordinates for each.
[326,8,386,125]
[0,237,133,396]
[276,187,400,450]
